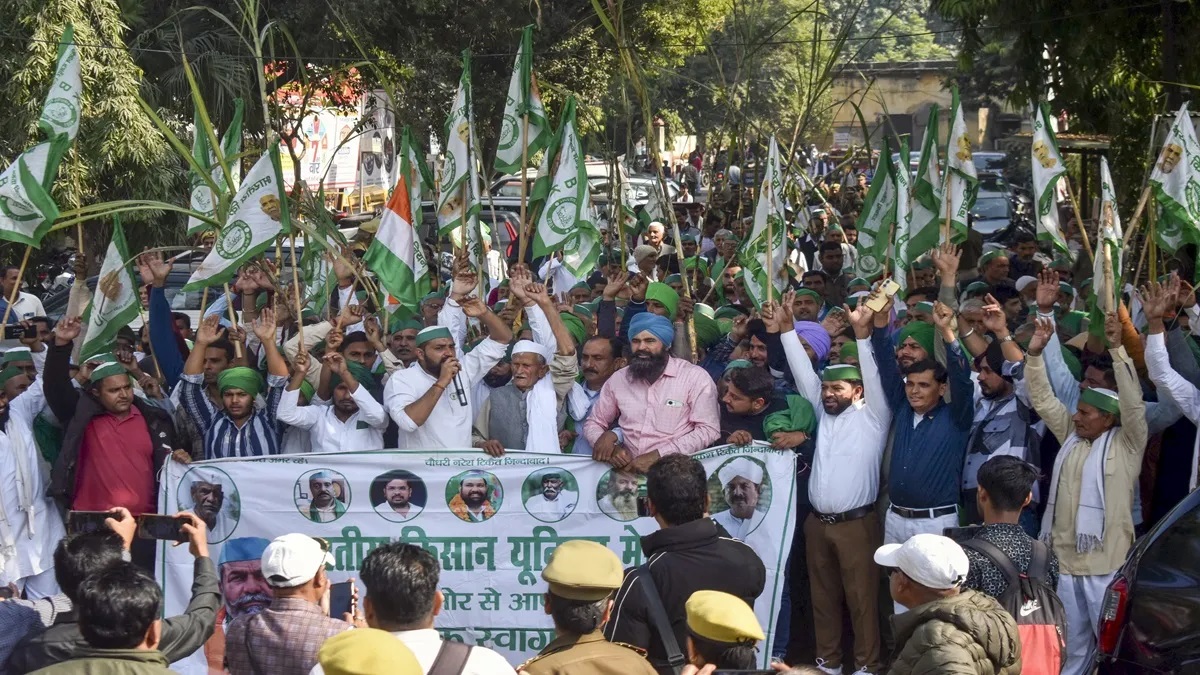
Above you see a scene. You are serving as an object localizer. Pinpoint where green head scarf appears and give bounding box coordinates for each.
[217,366,264,398]
[763,394,817,436]
[560,312,587,345]
[331,361,377,397]
[897,321,935,356]
[645,282,680,320]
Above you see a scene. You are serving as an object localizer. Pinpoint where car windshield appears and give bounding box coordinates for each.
[973,153,1006,174]
[493,180,526,198]
[973,197,1008,219]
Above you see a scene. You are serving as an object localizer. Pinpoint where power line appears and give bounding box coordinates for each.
[0,0,1163,64]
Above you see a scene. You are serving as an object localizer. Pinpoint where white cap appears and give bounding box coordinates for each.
[718,457,764,486]
[1015,276,1038,292]
[512,340,551,361]
[873,534,969,590]
[261,533,336,588]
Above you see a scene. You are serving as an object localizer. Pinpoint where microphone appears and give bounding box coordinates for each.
[451,371,468,407]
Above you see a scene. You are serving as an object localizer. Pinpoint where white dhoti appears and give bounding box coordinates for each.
[1059,571,1115,675]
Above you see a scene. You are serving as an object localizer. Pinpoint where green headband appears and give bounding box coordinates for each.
[796,288,823,304]
[645,282,680,321]
[848,277,869,288]
[1059,282,1075,297]
[2,348,33,365]
[396,319,425,333]
[839,341,859,361]
[415,326,453,346]
[821,364,862,382]
[217,366,263,398]
[1080,387,1121,417]
[572,304,594,320]
[724,359,752,372]
[913,301,934,314]
[978,249,1004,266]
[695,303,716,320]
[965,281,989,294]
[331,361,375,392]
[560,312,587,345]
[0,366,25,387]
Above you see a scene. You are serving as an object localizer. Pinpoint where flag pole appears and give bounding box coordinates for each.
[222,283,243,359]
[1120,185,1154,248]
[941,189,952,244]
[1,246,32,329]
[1062,180,1096,264]
[290,232,305,350]
[766,210,775,305]
[517,113,531,268]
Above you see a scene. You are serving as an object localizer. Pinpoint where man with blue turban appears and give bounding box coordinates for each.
[584,313,719,473]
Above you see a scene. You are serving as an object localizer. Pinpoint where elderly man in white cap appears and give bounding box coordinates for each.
[224,533,354,675]
[712,458,765,539]
[627,244,661,281]
[875,534,1021,675]
[641,221,676,259]
[472,282,578,456]
[382,262,513,450]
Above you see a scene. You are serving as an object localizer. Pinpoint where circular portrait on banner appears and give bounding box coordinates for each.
[521,468,579,523]
[445,470,502,523]
[294,469,351,523]
[595,469,646,522]
[371,469,427,523]
[707,456,772,540]
[176,466,240,543]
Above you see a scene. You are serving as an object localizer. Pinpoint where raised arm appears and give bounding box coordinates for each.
[1143,278,1200,425]
[848,298,891,428]
[137,251,184,389]
[932,242,961,310]
[1024,317,1074,443]
[276,352,322,430]
[779,294,821,405]
[252,308,289,378]
[934,301,975,428]
[43,317,82,426]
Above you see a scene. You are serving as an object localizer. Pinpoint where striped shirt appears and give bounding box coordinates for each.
[178,372,287,459]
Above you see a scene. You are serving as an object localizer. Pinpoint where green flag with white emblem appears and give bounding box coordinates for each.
[1148,102,1200,254]
[893,138,913,294]
[909,106,942,259]
[80,217,141,360]
[1031,102,1071,257]
[39,24,82,144]
[942,88,977,245]
[1092,156,1123,311]
[183,148,289,291]
[740,136,788,307]
[494,26,551,175]
[854,137,897,280]
[437,51,483,267]
[188,100,245,235]
[532,97,600,277]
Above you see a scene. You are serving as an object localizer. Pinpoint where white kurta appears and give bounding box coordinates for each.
[524,490,578,521]
[276,386,388,453]
[712,507,766,540]
[0,380,65,588]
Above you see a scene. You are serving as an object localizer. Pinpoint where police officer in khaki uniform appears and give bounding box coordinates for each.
[518,540,657,675]
[684,590,766,670]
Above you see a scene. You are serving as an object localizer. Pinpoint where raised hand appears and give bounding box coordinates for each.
[323,351,347,376]
[17,321,39,348]
[363,316,384,348]
[761,301,779,333]
[526,283,553,309]
[677,294,695,320]
[337,303,365,328]
[292,350,312,376]
[845,297,876,338]
[54,315,82,346]
[628,273,649,303]
[1035,269,1059,313]
[931,242,961,280]
[450,254,478,299]
[1028,316,1054,356]
[820,307,848,337]
[194,314,225,347]
[980,294,1008,334]
[1139,278,1172,323]
[325,328,344,353]
[508,266,532,305]
[603,269,629,301]
[932,300,956,332]
[1104,311,1122,349]
[253,307,278,343]
[226,324,247,345]
[136,250,172,288]
[730,313,750,342]
[460,296,489,318]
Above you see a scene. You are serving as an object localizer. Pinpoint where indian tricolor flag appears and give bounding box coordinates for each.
[364,172,429,317]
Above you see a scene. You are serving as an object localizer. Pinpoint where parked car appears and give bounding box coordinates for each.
[1097,486,1200,673]
[971,190,1013,239]
[972,151,1007,177]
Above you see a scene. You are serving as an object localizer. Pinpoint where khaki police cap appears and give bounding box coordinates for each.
[685,590,765,644]
[542,540,623,601]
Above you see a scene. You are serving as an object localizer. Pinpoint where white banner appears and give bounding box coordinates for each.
[157,446,797,672]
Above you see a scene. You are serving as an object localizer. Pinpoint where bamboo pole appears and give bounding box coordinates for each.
[942,190,953,244]
[766,210,774,305]
[223,283,243,359]
[1,246,32,329]
[1062,180,1096,265]
[1121,185,1154,248]
[290,232,305,350]
[517,114,531,267]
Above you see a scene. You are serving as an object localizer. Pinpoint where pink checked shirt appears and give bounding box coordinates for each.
[583,357,720,457]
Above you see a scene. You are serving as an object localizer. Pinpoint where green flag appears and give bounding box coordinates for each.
[494,25,552,175]
[1148,102,1200,254]
[437,51,483,266]
[183,148,289,291]
[364,128,430,316]
[1031,102,1070,257]
[39,24,82,144]
[893,138,913,294]
[740,136,788,307]
[79,217,141,360]
[1092,156,1123,311]
[854,138,897,280]
[942,88,977,245]
[532,97,601,278]
[188,100,245,235]
[909,106,942,259]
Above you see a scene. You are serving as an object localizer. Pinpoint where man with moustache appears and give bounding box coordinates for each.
[386,319,423,369]
[565,337,626,455]
[779,298,890,675]
[584,313,719,474]
[383,262,513,449]
[200,537,271,671]
[187,479,235,543]
[376,468,429,521]
[524,472,578,521]
[449,472,497,522]
[712,458,766,539]
[598,470,640,520]
[278,351,388,453]
[302,471,345,523]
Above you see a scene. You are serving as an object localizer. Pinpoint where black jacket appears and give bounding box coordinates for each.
[604,518,766,674]
[9,557,221,673]
[43,342,178,511]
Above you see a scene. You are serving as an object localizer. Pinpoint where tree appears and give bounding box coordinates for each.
[0,0,176,272]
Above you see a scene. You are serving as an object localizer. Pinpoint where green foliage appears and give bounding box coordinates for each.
[0,0,178,270]
[826,0,953,63]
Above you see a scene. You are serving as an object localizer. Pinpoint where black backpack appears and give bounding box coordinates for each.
[962,538,1066,674]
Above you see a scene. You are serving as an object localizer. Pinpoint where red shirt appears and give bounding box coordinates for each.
[73,406,156,515]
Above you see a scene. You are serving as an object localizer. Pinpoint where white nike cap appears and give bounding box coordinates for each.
[874,533,969,590]
[261,533,335,588]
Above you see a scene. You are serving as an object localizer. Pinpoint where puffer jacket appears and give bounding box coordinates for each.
[888,590,1021,675]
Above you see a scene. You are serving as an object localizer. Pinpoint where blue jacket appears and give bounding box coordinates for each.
[873,325,975,509]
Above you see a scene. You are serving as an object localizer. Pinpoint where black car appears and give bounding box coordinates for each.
[1096,486,1200,673]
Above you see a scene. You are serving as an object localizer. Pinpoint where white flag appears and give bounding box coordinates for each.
[1148,103,1200,253]
[38,24,82,142]
[80,218,141,359]
[532,97,600,277]
[1032,103,1070,257]
[740,137,789,306]
[1093,156,1124,311]
[184,148,288,291]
